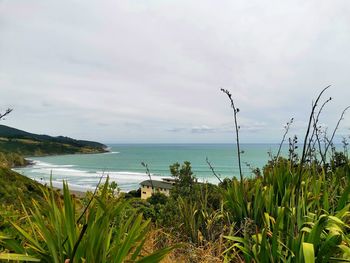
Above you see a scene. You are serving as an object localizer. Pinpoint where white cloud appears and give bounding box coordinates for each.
[0,0,349,143]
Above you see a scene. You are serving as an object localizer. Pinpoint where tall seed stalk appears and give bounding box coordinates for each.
[221,89,243,183]
[142,162,155,194]
[324,105,350,159]
[275,118,294,162]
[299,86,330,172]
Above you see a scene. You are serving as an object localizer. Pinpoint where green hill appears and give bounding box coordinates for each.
[0,167,44,208]
[0,125,108,156]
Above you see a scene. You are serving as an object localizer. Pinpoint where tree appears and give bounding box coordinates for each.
[170,161,197,199]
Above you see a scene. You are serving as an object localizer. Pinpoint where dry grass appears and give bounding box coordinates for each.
[15,138,40,144]
[144,228,224,263]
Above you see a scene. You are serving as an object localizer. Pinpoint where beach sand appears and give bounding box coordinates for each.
[53,187,87,198]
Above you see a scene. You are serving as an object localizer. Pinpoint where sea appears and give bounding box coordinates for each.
[14,143,288,192]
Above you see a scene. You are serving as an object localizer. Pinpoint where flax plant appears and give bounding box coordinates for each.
[0,179,173,262]
[223,159,350,262]
[222,87,350,262]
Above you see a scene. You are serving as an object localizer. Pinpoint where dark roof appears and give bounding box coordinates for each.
[162,177,176,182]
[140,180,174,190]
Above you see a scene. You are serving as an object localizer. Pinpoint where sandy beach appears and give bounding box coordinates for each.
[53,187,87,198]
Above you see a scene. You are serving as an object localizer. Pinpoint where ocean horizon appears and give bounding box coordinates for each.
[14,143,301,192]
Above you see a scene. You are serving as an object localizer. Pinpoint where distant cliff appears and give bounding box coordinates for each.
[0,124,108,156]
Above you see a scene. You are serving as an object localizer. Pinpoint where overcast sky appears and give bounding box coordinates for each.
[0,0,349,143]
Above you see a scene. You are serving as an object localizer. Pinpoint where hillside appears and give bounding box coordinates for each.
[0,167,44,208]
[0,124,108,156]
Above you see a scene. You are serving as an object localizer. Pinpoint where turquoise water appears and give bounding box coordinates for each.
[15,143,283,192]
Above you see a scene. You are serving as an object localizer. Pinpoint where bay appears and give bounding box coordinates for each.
[14,143,284,192]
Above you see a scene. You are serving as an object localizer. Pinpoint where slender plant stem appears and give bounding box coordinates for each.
[221,89,243,183]
[70,224,88,262]
[206,157,223,183]
[276,118,294,161]
[308,97,332,164]
[324,106,350,158]
[299,86,330,172]
[142,162,154,194]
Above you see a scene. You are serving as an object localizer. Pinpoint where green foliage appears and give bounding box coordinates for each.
[223,156,350,262]
[0,167,43,208]
[170,161,197,199]
[0,152,27,167]
[150,162,227,248]
[124,188,141,199]
[136,193,169,223]
[0,179,173,262]
[148,192,168,205]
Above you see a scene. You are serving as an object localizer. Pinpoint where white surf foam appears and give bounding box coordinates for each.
[21,159,153,192]
[103,151,120,154]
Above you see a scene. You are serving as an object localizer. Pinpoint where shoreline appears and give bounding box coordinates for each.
[53,187,87,198]
[23,148,109,158]
[13,149,110,169]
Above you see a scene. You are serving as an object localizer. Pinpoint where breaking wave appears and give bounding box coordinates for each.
[15,160,163,192]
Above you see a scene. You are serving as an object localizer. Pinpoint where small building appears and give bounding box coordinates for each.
[140,179,174,199]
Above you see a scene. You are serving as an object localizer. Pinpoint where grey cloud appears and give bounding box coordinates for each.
[1,0,350,143]
[41,101,53,108]
[166,128,186,133]
[167,121,268,135]
[191,125,216,134]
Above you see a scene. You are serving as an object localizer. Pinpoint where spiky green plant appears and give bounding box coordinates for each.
[223,159,350,262]
[0,179,173,262]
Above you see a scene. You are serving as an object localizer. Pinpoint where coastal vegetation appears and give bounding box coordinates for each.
[0,124,107,157]
[0,167,43,208]
[1,88,350,262]
[0,152,28,167]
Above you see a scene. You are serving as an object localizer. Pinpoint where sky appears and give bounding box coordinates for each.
[0,0,350,143]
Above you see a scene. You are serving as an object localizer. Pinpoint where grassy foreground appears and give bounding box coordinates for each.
[0,174,174,262]
[132,155,350,262]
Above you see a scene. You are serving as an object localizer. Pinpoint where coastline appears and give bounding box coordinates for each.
[53,186,87,198]
[11,149,114,197]
[13,143,273,193]
[13,148,110,169]
[22,147,109,158]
